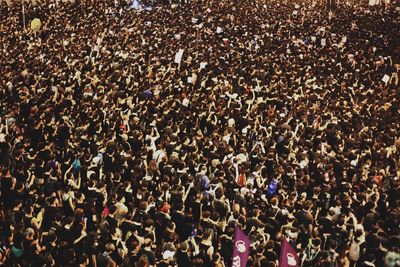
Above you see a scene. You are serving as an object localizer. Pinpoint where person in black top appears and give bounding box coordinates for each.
[176,241,191,267]
[22,228,41,267]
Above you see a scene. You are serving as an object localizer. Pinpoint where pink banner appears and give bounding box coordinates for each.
[232,227,251,267]
[279,237,300,267]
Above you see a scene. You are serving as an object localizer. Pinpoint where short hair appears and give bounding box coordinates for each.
[25,228,35,238]
[105,243,115,252]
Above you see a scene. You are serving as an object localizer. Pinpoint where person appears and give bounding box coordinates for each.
[22,228,42,266]
[96,243,117,267]
[176,241,191,267]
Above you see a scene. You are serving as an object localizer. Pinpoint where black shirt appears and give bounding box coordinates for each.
[176,249,191,267]
[42,206,59,231]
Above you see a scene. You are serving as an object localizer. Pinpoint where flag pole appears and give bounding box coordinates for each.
[21,0,26,29]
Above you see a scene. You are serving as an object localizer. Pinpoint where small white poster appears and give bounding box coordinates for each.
[382,74,390,84]
[174,49,185,64]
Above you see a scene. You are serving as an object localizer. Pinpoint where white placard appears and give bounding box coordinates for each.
[311,36,316,42]
[174,49,185,64]
[188,77,193,84]
[216,27,223,34]
[321,38,326,47]
[200,62,207,69]
[382,74,390,84]
[182,98,189,107]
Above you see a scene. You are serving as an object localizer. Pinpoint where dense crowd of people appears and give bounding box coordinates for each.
[1,0,400,266]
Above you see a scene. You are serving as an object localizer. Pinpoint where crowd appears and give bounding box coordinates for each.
[0,0,400,266]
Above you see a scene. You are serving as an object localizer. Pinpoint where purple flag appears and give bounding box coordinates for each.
[232,227,251,267]
[279,237,300,267]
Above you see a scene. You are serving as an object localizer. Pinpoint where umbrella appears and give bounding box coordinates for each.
[31,18,41,32]
[281,123,292,131]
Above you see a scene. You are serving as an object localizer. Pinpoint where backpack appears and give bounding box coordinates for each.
[267,178,278,196]
[237,173,246,187]
[11,246,23,258]
[322,251,339,267]
[72,158,81,172]
[349,239,360,261]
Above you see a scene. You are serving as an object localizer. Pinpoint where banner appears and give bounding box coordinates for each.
[279,237,300,267]
[232,227,251,267]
